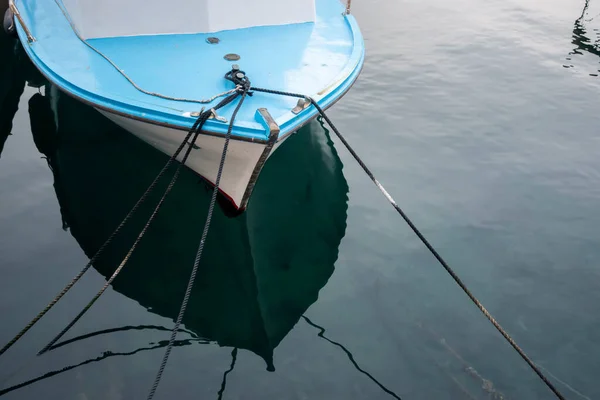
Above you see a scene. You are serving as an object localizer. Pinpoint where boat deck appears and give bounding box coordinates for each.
[14,0,364,141]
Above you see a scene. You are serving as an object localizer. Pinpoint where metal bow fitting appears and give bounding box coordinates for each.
[8,0,35,42]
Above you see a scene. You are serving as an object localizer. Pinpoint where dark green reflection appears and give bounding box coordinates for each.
[29,86,350,372]
[568,0,600,70]
[0,30,50,158]
[0,29,24,156]
[571,1,596,55]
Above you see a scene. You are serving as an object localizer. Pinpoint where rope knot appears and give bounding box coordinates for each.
[225,65,252,96]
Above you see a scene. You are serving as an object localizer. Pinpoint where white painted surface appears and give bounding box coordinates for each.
[98,110,268,208]
[60,0,316,39]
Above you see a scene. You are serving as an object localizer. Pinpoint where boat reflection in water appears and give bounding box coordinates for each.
[0,30,50,158]
[28,85,350,372]
[0,24,24,155]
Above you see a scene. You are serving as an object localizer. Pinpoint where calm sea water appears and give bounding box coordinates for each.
[2,1,600,399]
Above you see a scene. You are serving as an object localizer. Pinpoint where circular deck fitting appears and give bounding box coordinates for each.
[224,53,241,61]
[206,37,220,44]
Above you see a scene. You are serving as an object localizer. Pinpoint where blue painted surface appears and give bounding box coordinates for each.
[13,0,364,142]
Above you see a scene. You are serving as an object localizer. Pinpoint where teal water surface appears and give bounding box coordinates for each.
[2,1,600,399]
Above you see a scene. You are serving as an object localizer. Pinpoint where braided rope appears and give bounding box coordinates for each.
[0,115,203,357]
[146,82,250,400]
[250,86,566,400]
[36,89,243,356]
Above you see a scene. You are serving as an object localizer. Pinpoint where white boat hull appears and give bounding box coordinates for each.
[97,109,279,210]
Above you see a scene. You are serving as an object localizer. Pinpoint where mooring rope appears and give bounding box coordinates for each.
[146,72,251,400]
[0,113,206,359]
[249,86,566,400]
[0,53,567,398]
[0,86,242,359]
[36,89,243,356]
